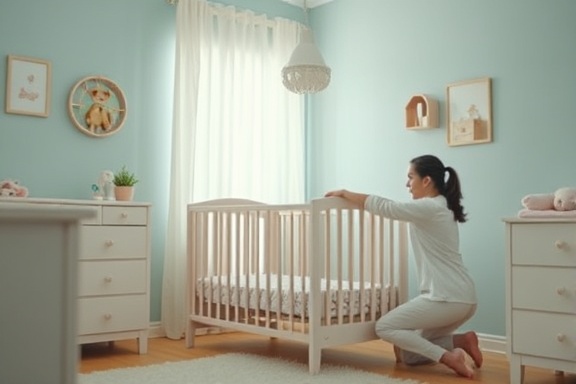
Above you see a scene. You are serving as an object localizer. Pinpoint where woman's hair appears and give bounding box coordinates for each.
[410,154,467,223]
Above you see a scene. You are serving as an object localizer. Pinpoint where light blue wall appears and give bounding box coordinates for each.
[307,0,576,336]
[0,0,301,325]
[2,0,574,338]
[0,0,174,323]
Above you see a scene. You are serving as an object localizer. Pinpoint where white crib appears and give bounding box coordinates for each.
[185,197,409,373]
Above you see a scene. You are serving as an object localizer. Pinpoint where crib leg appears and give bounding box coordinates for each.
[308,345,321,374]
[185,321,195,348]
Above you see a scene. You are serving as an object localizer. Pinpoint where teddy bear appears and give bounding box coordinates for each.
[522,187,576,211]
[0,179,29,197]
[85,88,113,133]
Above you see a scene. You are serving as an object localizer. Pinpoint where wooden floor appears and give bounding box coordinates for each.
[80,333,576,384]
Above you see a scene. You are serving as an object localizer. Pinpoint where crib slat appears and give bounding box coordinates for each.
[300,210,307,330]
[379,216,387,316]
[336,209,343,325]
[368,213,377,321]
[324,210,331,326]
[360,211,369,323]
[288,212,295,325]
[347,209,354,324]
[389,220,396,310]
[274,212,281,328]
[398,223,409,304]
[188,210,198,319]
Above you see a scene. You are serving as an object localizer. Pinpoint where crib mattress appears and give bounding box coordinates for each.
[197,274,388,318]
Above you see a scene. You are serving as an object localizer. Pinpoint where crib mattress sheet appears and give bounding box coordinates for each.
[197,274,388,318]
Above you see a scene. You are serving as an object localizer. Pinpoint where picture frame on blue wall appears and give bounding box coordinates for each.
[68,75,128,138]
[446,77,492,147]
[5,55,52,117]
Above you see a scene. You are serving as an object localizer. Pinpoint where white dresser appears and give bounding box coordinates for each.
[0,201,96,384]
[77,199,151,353]
[504,218,576,384]
[1,197,152,354]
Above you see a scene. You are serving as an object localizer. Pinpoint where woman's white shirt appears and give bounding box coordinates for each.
[365,194,477,304]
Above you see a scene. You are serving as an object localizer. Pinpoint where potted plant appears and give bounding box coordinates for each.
[113,165,139,201]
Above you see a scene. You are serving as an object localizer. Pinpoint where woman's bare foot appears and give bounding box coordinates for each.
[454,331,483,368]
[440,348,474,378]
[393,344,402,363]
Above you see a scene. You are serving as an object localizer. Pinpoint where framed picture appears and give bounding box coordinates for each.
[446,77,492,147]
[5,55,52,117]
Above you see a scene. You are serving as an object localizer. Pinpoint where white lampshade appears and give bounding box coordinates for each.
[282,29,331,94]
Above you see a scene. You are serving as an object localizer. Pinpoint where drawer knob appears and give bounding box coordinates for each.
[556,333,566,342]
[104,276,113,283]
[105,240,114,247]
[556,287,566,295]
[554,240,566,249]
[104,314,112,320]
[121,212,128,218]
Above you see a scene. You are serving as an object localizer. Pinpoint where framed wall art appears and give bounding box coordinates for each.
[68,76,127,138]
[5,55,52,117]
[446,77,492,147]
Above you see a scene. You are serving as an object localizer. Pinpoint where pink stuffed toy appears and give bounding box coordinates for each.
[0,179,29,197]
[522,187,576,211]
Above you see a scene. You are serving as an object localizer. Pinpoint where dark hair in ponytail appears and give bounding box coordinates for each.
[410,154,467,223]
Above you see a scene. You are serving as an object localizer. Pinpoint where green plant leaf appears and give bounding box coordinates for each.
[113,165,139,186]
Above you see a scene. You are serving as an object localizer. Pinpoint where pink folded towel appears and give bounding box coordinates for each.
[518,209,576,218]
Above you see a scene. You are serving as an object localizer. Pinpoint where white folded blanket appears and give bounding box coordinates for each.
[518,209,576,218]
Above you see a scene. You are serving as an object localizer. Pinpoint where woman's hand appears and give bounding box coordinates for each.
[324,189,347,198]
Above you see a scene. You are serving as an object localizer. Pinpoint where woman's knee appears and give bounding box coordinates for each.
[375,316,396,340]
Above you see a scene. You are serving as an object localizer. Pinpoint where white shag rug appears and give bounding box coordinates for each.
[79,353,424,384]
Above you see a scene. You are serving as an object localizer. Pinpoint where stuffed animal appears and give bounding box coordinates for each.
[85,88,113,133]
[0,179,29,197]
[553,187,576,211]
[522,187,576,211]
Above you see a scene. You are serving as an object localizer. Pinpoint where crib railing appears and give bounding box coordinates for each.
[186,197,408,338]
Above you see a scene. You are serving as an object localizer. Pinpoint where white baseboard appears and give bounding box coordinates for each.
[478,333,506,354]
[148,321,165,338]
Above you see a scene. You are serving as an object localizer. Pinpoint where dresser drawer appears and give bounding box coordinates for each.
[512,266,576,314]
[80,226,147,260]
[78,260,147,296]
[511,223,576,267]
[78,295,148,335]
[512,310,576,362]
[102,206,148,225]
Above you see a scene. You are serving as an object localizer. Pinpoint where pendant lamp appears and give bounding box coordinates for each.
[282,1,331,94]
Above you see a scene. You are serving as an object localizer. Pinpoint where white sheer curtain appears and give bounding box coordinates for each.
[161,0,304,339]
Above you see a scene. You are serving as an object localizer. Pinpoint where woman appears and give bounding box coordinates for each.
[325,154,482,378]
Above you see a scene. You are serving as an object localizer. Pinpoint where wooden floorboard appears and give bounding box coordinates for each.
[79,333,576,384]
